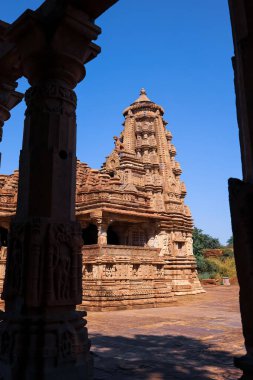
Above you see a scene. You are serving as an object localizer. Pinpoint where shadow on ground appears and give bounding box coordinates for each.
[91,333,242,380]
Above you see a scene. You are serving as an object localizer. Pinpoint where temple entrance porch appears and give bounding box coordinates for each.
[75,212,204,310]
[79,216,157,248]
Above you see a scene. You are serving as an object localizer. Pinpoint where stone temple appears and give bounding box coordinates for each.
[0,89,203,310]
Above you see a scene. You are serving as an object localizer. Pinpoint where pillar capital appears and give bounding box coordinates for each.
[0,82,22,141]
[7,4,103,88]
[0,21,23,145]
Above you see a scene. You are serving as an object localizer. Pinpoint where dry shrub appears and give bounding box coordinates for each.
[205,257,236,279]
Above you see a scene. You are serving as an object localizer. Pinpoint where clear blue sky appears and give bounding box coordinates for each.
[0,1,241,244]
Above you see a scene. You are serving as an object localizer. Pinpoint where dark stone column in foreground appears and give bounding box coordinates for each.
[228,1,253,378]
[0,1,117,379]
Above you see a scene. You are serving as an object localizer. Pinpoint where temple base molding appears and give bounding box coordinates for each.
[0,310,92,380]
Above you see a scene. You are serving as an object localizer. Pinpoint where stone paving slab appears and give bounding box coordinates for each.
[87,286,245,379]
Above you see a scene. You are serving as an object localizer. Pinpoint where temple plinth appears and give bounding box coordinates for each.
[0,1,117,379]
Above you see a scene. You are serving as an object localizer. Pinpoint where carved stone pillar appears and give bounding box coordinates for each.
[229,179,253,376]
[97,222,108,246]
[0,1,117,379]
[228,1,253,378]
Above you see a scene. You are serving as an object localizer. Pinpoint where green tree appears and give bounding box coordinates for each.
[226,235,233,247]
[192,227,221,258]
[192,228,236,279]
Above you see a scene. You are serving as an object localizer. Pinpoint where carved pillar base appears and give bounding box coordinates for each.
[229,178,253,378]
[234,356,253,379]
[0,310,92,380]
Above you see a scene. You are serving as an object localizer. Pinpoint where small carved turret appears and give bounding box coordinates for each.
[170,144,177,157]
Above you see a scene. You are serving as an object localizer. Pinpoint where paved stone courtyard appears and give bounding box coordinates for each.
[87,286,244,379]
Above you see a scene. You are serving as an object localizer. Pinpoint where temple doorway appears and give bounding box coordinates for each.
[0,227,8,247]
[82,224,98,245]
[107,225,120,245]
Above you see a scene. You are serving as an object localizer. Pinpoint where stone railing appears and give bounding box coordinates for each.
[81,245,165,284]
[82,244,162,259]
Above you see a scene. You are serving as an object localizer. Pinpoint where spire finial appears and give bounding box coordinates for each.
[134,88,151,103]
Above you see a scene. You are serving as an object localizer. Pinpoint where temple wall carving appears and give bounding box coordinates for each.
[79,245,203,310]
[0,242,202,310]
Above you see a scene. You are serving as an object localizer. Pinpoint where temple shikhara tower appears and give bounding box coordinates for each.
[0,89,203,310]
